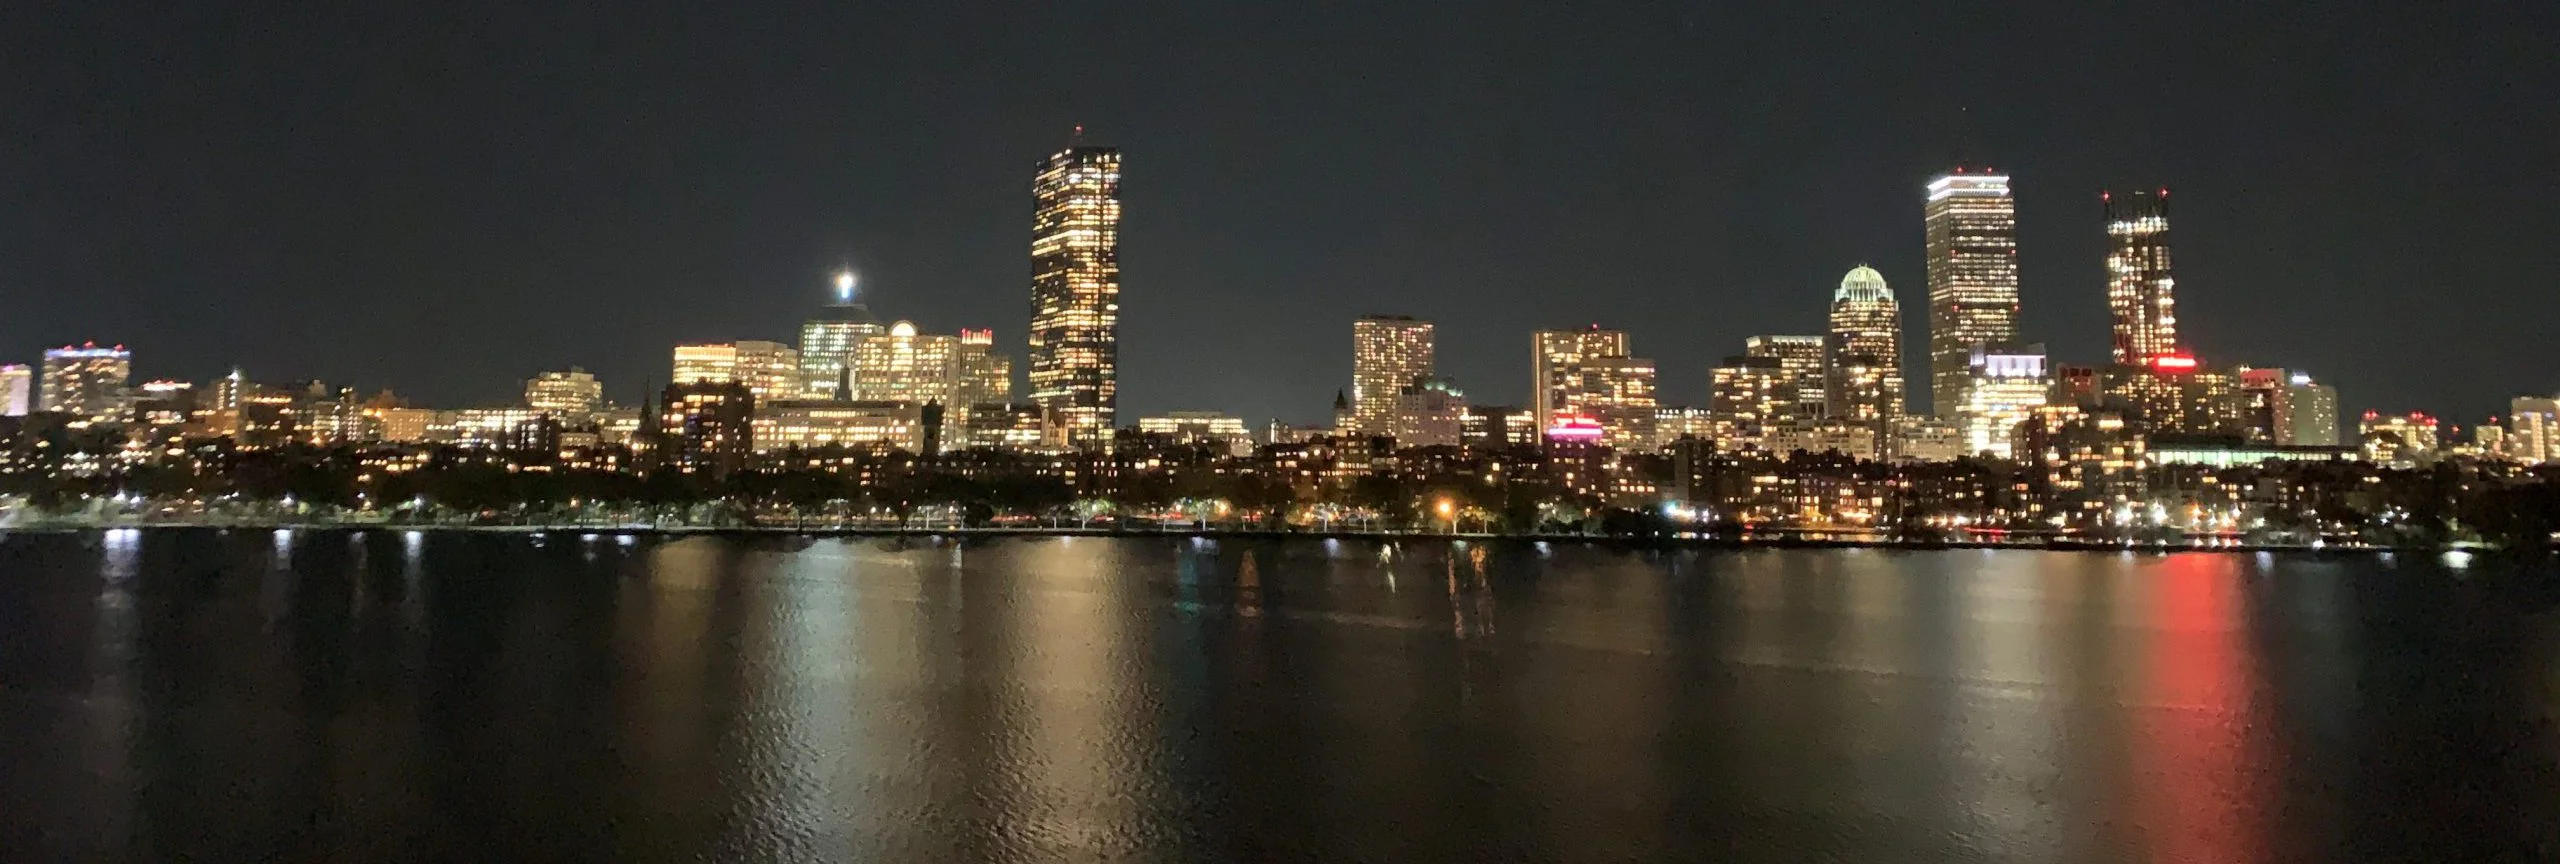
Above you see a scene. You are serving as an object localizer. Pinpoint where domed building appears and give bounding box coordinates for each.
[1826,265,1904,450]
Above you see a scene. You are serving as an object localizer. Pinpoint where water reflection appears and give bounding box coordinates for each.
[0,533,2554,861]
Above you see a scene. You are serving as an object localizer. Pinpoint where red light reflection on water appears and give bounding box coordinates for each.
[2134,554,2272,863]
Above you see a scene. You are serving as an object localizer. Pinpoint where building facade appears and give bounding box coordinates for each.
[0,365,29,416]
[1959,344,2049,459]
[525,367,604,418]
[1028,139,1123,449]
[39,343,132,425]
[1351,315,1434,436]
[1744,334,1827,423]
[1531,326,1631,428]
[1924,171,2020,417]
[659,381,756,477]
[798,270,887,398]
[2103,189,2179,366]
[2511,396,2559,463]
[672,341,799,402]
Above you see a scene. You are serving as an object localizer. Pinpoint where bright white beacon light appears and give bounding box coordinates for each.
[834,269,857,302]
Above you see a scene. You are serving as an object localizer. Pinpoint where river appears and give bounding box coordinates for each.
[1,530,2554,861]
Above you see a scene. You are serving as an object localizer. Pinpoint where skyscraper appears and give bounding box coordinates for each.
[2103,189,2178,365]
[1826,265,1903,452]
[799,269,886,398]
[2279,377,2340,447]
[1925,170,2020,417]
[1351,315,1434,435]
[2509,396,2558,463]
[0,365,29,416]
[1028,135,1122,449]
[1532,326,1631,427]
[1744,334,1827,422]
[39,342,132,425]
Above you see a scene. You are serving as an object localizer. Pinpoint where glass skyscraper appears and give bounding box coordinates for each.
[1925,170,2020,418]
[1028,136,1122,450]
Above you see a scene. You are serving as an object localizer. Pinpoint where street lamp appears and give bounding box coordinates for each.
[1436,498,1455,535]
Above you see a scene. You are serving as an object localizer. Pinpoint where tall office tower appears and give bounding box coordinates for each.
[2276,375,2341,446]
[1351,315,1435,435]
[0,365,29,416]
[672,341,799,402]
[210,368,248,411]
[2237,368,2287,442]
[1925,170,2020,417]
[1708,355,1788,452]
[2506,396,2557,463]
[1825,265,1903,417]
[39,342,133,425]
[525,367,605,418]
[1959,344,2049,459]
[954,328,1014,407]
[1028,135,1122,449]
[2102,189,2178,365]
[1744,334,1827,420]
[800,269,887,398]
[1531,326,1632,427]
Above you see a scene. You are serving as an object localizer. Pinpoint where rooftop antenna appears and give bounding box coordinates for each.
[1069,124,1085,148]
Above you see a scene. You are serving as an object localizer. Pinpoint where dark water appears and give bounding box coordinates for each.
[2,531,2556,862]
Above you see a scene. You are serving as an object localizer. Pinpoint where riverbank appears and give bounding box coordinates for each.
[0,519,2503,557]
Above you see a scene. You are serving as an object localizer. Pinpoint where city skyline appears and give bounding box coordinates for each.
[3,3,2553,426]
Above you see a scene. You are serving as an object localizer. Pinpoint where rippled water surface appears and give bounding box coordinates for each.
[2,530,2557,861]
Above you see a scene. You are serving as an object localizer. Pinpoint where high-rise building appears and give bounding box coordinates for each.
[2103,189,2179,365]
[1351,315,1434,435]
[0,365,29,416]
[954,329,1013,407]
[1924,170,2020,417]
[1825,265,1903,432]
[2278,375,2342,447]
[1391,376,1465,448]
[1709,355,1788,452]
[853,322,964,406]
[39,342,132,425]
[1530,328,1667,450]
[1028,136,1122,449]
[525,367,604,418]
[799,269,887,398]
[2359,411,2439,468]
[672,341,799,402]
[659,381,756,477]
[1959,344,2048,459]
[1744,334,1827,422]
[1573,356,1657,450]
[2506,396,2557,463]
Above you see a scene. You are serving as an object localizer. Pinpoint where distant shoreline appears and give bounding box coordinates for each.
[1,520,2498,557]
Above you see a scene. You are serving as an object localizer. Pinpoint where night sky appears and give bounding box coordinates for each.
[5,3,2554,427]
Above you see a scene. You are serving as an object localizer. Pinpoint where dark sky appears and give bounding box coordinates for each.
[5,2,2555,427]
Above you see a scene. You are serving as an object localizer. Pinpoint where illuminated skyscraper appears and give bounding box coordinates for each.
[853,321,964,406]
[1532,326,1631,427]
[2509,396,2558,463]
[799,269,887,398]
[1925,170,2020,417]
[954,328,1014,408]
[1744,334,1827,421]
[524,367,604,418]
[1826,265,1903,452]
[0,365,29,416]
[2280,377,2341,447]
[1351,315,1434,435]
[1028,136,1122,449]
[1708,355,1788,452]
[39,342,132,425]
[2103,189,2178,365]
